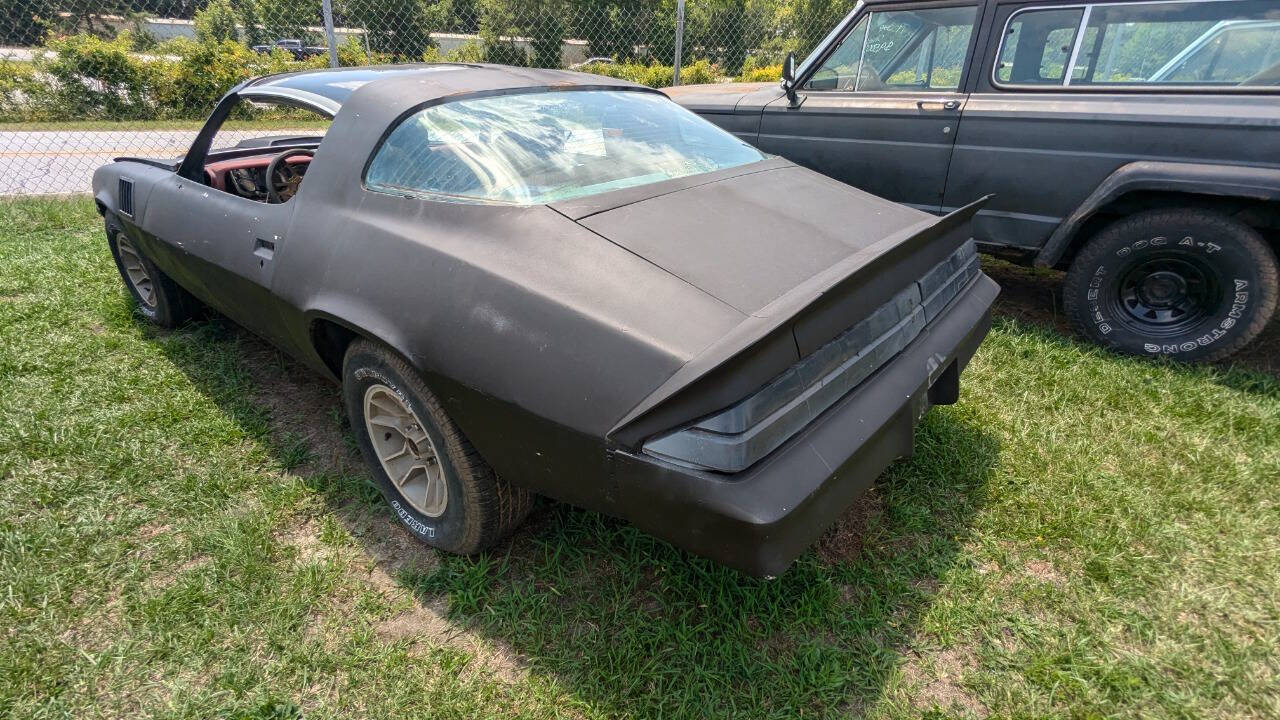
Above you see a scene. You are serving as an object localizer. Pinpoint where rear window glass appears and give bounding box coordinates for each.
[364,90,766,205]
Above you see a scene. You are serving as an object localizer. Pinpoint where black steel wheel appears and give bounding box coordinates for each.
[1064,209,1278,362]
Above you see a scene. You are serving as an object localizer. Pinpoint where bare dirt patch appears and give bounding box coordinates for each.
[984,259,1069,335]
[134,518,171,541]
[278,518,334,566]
[900,645,988,718]
[233,332,355,478]
[816,487,884,565]
[221,332,533,686]
[1024,560,1065,585]
[145,554,212,594]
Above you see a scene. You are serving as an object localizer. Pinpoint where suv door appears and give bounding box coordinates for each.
[758,3,982,212]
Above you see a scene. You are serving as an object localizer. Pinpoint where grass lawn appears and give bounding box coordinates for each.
[1,197,1277,719]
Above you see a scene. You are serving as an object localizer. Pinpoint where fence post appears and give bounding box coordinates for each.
[321,0,340,68]
[672,0,685,85]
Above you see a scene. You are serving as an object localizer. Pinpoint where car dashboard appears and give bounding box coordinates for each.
[204,153,312,203]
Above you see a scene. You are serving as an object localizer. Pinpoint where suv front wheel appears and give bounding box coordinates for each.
[1064,209,1278,362]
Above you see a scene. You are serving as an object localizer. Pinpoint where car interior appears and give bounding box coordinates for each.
[200,100,330,204]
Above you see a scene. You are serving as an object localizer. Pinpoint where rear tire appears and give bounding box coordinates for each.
[106,221,200,328]
[342,339,533,554]
[1063,209,1279,362]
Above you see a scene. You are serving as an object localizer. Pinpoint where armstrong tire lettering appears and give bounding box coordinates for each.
[1064,209,1278,362]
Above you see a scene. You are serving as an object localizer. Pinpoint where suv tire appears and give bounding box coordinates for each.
[106,221,201,328]
[1064,209,1278,362]
[342,340,533,554]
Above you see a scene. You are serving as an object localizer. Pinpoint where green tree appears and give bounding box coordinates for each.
[339,0,445,59]
[195,0,240,43]
[233,0,269,47]
[0,0,56,45]
[256,0,321,44]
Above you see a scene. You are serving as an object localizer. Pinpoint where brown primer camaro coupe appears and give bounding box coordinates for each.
[93,63,999,577]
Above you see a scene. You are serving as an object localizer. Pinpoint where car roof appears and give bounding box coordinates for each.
[245,63,646,110]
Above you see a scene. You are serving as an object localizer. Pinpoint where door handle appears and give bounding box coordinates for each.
[917,99,960,111]
[253,237,275,261]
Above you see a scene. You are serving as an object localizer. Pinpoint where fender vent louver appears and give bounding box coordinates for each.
[118,178,134,216]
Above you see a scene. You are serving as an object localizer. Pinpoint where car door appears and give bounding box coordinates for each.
[144,177,298,337]
[141,95,331,343]
[758,2,982,212]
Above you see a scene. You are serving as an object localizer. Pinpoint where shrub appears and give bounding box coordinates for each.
[153,38,257,118]
[337,36,392,67]
[736,56,781,82]
[576,59,718,88]
[35,33,162,120]
[0,60,41,122]
[422,41,485,64]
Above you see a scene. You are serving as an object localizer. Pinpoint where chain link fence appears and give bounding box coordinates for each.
[0,0,847,194]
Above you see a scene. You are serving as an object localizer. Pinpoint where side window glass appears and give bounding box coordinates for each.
[202,99,331,204]
[996,8,1084,84]
[209,102,331,151]
[996,0,1280,88]
[806,15,870,90]
[807,6,977,92]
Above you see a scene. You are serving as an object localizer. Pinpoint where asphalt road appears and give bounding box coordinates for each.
[0,129,313,195]
[0,130,193,195]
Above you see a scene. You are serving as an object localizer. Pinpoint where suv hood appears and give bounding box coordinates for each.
[663,82,780,115]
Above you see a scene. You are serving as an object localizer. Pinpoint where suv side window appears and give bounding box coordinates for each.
[994,0,1280,89]
[996,7,1084,84]
[806,6,979,92]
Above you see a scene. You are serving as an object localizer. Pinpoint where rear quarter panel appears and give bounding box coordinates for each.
[271,187,746,511]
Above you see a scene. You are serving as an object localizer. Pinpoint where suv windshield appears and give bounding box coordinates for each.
[365,90,766,205]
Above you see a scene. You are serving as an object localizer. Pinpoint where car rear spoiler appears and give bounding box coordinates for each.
[607,196,989,450]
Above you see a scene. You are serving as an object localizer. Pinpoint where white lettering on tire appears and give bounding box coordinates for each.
[392,499,436,538]
[1109,234,1248,355]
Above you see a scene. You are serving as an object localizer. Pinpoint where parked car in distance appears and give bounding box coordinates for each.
[252,38,327,60]
[91,64,998,577]
[668,0,1280,362]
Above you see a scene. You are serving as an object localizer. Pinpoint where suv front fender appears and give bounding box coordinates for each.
[1036,161,1280,268]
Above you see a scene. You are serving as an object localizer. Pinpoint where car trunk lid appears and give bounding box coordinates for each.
[557,161,933,316]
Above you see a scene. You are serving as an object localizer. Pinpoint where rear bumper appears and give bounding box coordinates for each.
[609,272,999,577]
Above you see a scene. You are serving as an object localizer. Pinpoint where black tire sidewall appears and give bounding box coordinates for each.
[1066,212,1274,361]
[342,346,471,551]
[106,221,187,327]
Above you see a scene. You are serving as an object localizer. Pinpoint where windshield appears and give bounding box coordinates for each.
[364,90,766,205]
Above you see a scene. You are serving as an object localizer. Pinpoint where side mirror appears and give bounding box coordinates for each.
[781,52,800,107]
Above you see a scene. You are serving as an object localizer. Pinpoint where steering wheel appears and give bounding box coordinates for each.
[265,148,315,204]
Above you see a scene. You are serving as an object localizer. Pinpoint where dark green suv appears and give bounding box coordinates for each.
[668,0,1280,361]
